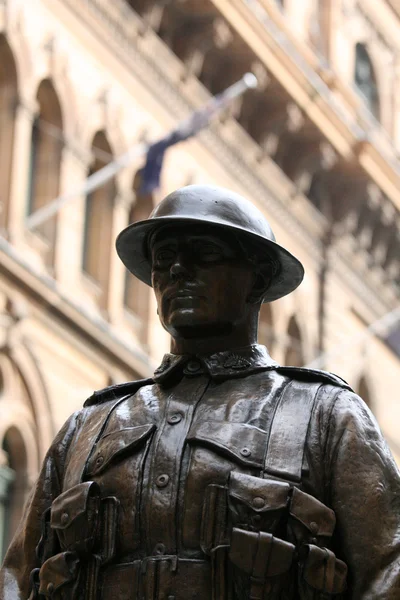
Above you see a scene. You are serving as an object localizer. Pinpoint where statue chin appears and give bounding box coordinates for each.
[172,322,233,340]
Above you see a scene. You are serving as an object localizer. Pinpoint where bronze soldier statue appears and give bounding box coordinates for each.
[1,184,399,599]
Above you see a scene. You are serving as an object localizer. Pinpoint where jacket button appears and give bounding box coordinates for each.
[154,543,166,555]
[156,474,170,488]
[167,413,182,425]
[47,582,55,594]
[240,447,251,457]
[310,521,319,535]
[252,497,265,509]
[186,359,201,373]
[60,512,69,526]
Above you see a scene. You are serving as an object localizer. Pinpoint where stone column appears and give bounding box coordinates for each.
[7,98,37,244]
[108,190,133,325]
[53,143,90,290]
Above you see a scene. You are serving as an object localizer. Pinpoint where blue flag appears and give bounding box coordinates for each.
[140,73,257,194]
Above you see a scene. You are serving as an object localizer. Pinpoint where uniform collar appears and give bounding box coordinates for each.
[153,344,278,383]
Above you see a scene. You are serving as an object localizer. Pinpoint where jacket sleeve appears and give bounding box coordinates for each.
[0,411,80,600]
[325,390,400,599]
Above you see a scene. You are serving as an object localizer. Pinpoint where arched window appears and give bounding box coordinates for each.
[0,36,18,233]
[354,43,380,120]
[284,315,304,367]
[124,170,154,345]
[27,79,63,249]
[0,428,27,560]
[258,303,275,352]
[0,462,14,562]
[82,132,116,305]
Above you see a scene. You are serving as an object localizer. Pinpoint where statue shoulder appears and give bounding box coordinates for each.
[274,365,353,392]
[83,377,155,407]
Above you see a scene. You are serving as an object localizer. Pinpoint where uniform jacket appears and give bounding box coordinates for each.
[1,345,400,599]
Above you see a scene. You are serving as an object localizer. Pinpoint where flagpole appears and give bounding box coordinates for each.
[25,143,148,231]
[26,73,258,232]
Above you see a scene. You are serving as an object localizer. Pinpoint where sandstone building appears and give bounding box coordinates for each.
[0,0,399,558]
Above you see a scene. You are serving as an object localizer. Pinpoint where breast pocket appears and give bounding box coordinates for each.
[86,424,156,478]
[187,420,268,469]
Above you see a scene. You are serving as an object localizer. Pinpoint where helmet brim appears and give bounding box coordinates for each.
[116,215,304,302]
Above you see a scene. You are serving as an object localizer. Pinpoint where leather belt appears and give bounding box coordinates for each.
[101,556,212,600]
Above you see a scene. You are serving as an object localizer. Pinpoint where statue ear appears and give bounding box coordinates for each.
[247,272,270,304]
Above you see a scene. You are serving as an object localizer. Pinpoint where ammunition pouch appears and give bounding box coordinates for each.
[36,482,119,599]
[51,482,101,555]
[50,482,119,564]
[38,552,81,599]
[201,471,347,599]
[229,529,295,599]
[288,487,336,547]
[298,545,347,598]
[228,472,290,536]
[287,488,347,597]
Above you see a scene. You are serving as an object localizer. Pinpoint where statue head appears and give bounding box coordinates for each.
[116,184,304,350]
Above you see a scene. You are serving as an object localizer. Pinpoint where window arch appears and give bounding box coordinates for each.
[0,428,27,560]
[354,43,380,120]
[0,36,18,233]
[82,131,116,306]
[124,170,154,345]
[284,315,304,367]
[258,303,275,353]
[27,79,63,250]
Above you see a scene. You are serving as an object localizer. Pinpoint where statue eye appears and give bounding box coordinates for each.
[202,251,223,262]
[154,248,175,265]
[194,244,222,261]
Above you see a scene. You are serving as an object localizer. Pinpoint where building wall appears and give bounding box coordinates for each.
[0,0,399,555]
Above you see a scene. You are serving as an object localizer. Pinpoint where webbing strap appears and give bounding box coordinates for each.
[264,380,322,483]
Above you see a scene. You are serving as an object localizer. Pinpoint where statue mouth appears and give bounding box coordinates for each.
[165,287,205,302]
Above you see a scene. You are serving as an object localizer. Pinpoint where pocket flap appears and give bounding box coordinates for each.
[39,552,79,595]
[86,424,155,476]
[301,544,347,593]
[51,482,100,530]
[290,488,336,536]
[187,421,267,467]
[229,472,290,512]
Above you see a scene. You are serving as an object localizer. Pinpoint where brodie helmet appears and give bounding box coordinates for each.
[116,184,304,302]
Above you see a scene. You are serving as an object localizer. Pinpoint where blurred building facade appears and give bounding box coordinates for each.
[0,0,399,557]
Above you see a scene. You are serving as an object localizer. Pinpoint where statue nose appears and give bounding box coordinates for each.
[170,257,190,279]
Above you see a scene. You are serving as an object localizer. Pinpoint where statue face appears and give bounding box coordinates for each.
[150,225,256,339]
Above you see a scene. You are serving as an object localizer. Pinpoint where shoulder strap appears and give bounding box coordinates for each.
[83,377,154,407]
[275,366,352,391]
[264,380,322,483]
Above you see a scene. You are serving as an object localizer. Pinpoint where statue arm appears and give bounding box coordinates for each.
[326,390,400,599]
[0,411,80,600]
